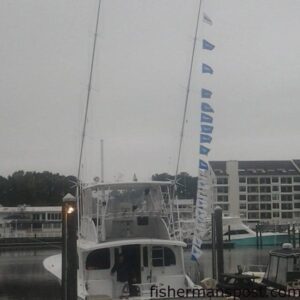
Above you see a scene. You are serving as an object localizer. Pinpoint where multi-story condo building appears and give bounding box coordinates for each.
[209,160,300,224]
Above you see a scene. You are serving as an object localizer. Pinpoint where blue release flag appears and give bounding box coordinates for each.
[201,113,213,124]
[201,124,213,134]
[201,102,214,113]
[200,134,212,144]
[203,13,213,26]
[203,39,215,51]
[202,63,214,74]
[199,159,209,170]
[201,88,212,99]
[200,145,210,155]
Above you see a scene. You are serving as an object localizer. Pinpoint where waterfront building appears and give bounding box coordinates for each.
[0,205,62,238]
[209,160,300,225]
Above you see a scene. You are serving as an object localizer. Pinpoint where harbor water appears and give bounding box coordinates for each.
[0,246,273,299]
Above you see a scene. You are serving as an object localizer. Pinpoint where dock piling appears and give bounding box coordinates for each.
[62,193,77,300]
[211,213,216,279]
[214,206,224,281]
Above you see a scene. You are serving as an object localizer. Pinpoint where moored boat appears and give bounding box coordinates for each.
[44,181,211,299]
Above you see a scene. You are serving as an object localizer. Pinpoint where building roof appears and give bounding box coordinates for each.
[0,206,61,213]
[209,161,228,176]
[209,160,300,176]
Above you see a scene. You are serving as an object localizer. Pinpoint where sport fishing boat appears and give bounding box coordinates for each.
[202,216,289,247]
[44,181,203,299]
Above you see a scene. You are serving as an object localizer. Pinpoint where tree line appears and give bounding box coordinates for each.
[0,171,77,206]
[0,171,197,206]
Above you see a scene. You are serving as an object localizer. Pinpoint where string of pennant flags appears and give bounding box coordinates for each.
[191,11,215,261]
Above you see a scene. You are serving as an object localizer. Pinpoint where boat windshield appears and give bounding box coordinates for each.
[106,186,162,215]
[82,184,166,220]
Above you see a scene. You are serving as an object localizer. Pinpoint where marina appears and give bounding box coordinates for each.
[1,0,300,299]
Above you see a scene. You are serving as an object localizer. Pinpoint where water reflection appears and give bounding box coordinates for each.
[0,248,61,300]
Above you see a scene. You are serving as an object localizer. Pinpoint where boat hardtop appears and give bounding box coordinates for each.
[84,180,173,190]
[77,238,186,251]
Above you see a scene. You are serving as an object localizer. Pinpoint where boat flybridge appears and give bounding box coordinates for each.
[44,181,200,300]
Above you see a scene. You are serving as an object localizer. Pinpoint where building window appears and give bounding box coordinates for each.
[248,204,259,211]
[272,194,280,201]
[247,186,259,193]
[247,178,258,185]
[239,194,246,201]
[281,186,292,193]
[294,203,300,209]
[282,212,293,219]
[239,186,246,192]
[294,194,300,200]
[281,203,293,210]
[217,177,228,185]
[86,249,110,270]
[272,186,279,192]
[248,195,259,202]
[248,212,259,219]
[217,195,228,202]
[272,177,279,183]
[272,203,279,209]
[294,177,300,183]
[281,195,292,202]
[281,177,292,184]
[239,177,246,183]
[260,195,271,202]
[240,203,246,210]
[260,177,271,184]
[294,186,300,192]
[260,212,271,219]
[33,214,40,220]
[260,204,271,210]
[217,186,228,193]
[273,212,280,218]
[260,186,271,193]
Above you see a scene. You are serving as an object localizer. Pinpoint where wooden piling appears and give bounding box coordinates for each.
[211,213,216,279]
[62,193,77,300]
[259,225,262,248]
[256,224,259,249]
[292,224,296,248]
[215,206,224,281]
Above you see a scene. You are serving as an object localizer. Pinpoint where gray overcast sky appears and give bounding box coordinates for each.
[0,0,300,182]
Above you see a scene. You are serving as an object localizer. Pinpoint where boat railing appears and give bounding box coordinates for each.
[103,210,167,220]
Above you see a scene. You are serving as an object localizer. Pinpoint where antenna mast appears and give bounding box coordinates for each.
[77,0,103,228]
[174,0,203,184]
[77,0,103,181]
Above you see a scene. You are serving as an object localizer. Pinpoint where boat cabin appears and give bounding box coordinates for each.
[80,182,178,243]
[77,239,192,299]
[263,244,300,290]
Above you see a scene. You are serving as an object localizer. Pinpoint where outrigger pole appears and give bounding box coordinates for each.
[174,0,203,187]
[77,0,103,227]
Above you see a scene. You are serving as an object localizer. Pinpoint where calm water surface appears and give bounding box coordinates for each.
[0,248,61,300]
[0,246,275,299]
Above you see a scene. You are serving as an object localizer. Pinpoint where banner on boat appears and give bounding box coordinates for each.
[191,12,215,262]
